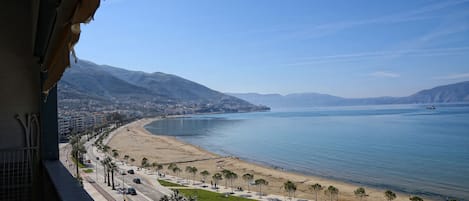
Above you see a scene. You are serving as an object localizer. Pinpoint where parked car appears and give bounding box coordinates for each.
[117,187,126,194]
[127,169,134,174]
[119,170,127,175]
[127,187,137,195]
[133,178,141,184]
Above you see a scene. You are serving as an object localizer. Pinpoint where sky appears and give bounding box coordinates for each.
[75,0,469,98]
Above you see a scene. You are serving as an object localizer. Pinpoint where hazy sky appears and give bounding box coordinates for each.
[76,0,469,98]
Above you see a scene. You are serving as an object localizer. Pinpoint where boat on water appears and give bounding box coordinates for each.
[426,105,436,110]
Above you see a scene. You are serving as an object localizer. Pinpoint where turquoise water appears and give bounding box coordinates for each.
[145,104,469,200]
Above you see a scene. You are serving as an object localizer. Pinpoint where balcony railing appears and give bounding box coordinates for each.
[0,147,38,201]
[1,147,93,201]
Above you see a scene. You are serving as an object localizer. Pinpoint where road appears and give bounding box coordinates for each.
[84,135,166,201]
[60,133,167,201]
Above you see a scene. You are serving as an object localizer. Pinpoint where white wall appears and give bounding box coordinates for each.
[0,1,41,149]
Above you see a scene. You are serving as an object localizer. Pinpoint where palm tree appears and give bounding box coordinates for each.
[226,172,238,193]
[200,170,210,183]
[325,186,339,201]
[221,169,232,188]
[310,183,324,201]
[254,179,268,198]
[156,164,163,176]
[151,162,157,171]
[384,190,397,201]
[212,173,223,190]
[409,196,424,201]
[109,162,118,190]
[70,136,86,179]
[112,150,119,158]
[141,157,148,167]
[354,187,367,201]
[100,160,107,184]
[123,155,130,163]
[104,157,112,187]
[130,158,135,163]
[283,180,297,200]
[172,167,182,177]
[102,145,110,153]
[168,163,177,171]
[185,166,198,184]
[242,173,254,192]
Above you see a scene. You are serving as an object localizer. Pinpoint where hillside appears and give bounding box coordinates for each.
[58,59,269,115]
[229,81,469,108]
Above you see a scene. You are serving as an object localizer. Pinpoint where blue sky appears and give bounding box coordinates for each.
[76,0,469,98]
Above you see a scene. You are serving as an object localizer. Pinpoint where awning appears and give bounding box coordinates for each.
[41,0,100,95]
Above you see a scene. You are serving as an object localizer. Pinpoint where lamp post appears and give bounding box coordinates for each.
[122,173,126,201]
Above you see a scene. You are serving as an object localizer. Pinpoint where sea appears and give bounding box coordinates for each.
[144,104,469,200]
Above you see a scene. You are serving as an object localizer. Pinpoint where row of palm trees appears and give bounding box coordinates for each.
[107,151,436,201]
[283,182,425,201]
[100,156,119,190]
[160,163,271,198]
[283,182,338,201]
[106,147,437,201]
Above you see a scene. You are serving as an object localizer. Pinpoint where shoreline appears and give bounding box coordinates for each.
[107,117,435,201]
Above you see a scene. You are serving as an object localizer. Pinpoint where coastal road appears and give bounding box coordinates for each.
[84,135,167,201]
[59,132,167,201]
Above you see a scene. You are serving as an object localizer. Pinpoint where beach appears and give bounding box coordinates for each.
[106,117,432,201]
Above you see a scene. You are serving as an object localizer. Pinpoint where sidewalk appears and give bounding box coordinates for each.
[83,176,116,201]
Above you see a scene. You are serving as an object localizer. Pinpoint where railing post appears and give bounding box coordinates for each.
[40,85,59,160]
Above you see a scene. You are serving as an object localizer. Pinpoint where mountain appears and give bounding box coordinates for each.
[58,59,269,115]
[229,81,469,108]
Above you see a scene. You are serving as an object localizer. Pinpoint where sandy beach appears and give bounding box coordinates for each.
[106,117,432,201]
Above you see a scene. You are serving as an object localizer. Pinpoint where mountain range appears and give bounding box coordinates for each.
[229,81,469,108]
[59,59,469,112]
[58,59,269,115]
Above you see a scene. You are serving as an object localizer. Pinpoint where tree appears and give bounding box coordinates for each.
[325,186,339,201]
[112,150,119,158]
[100,160,107,184]
[130,158,135,163]
[152,162,163,175]
[141,157,149,167]
[283,180,297,199]
[168,163,177,170]
[101,157,112,187]
[384,190,397,201]
[185,166,198,184]
[310,183,324,201]
[226,172,238,193]
[70,136,86,180]
[172,167,182,177]
[200,170,210,183]
[242,173,254,192]
[102,145,110,153]
[108,162,118,190]
[354,187,367,201]
[409,196,424,201]
[221,169,232,188]
[212,173,223,190]
[255,179,268,198]
[123,155,130,163]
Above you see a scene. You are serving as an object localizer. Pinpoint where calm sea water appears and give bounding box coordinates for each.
[145,104,469,200]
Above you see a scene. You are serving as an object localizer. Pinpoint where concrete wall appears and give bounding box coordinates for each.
[0,1,41,149]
